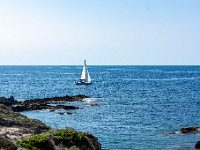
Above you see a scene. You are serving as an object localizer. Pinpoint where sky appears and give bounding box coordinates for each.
[0,0,200,65]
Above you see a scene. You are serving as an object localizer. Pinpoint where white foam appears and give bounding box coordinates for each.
[82,98,96,102]
[175,131,181,134]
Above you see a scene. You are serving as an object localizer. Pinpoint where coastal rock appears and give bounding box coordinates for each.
[17,94,89,105]
[0,136,17,150]
[12,104,79,112]
[72,94,90,99]
[180,127,200,134]
[195,141,200,149]
[67,112,73,115]
[82,133,102,150]
[17,129,101,150]
[0,96,16,105]
[57,112,65,115]
[0,104,101,150]
[90,104,100,107]
[11,95,88,112]
[0,104,50,148]
[0,104,50,137]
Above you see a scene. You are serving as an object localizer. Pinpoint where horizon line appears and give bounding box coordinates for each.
[0,64,199,66]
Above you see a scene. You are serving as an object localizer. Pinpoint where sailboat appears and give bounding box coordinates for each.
[75,60,92,85]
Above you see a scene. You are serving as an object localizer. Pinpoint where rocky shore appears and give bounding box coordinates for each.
[0,95,89,112]
[0,95,101,150]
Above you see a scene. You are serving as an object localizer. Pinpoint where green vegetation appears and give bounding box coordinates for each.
[17,129,84,150]
[16,134,53,150]
[51,129,84,147]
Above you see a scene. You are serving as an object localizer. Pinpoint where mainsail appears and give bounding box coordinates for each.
[80,60,92,83]
[80,60,87,80]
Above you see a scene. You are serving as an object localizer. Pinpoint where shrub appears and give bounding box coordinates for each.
[16,134,53,150]
[51,129,83,147]
[17,129,84,149]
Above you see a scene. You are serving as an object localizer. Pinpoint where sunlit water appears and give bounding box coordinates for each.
[1,66,200,150]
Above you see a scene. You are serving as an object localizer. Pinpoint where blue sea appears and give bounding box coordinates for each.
[0,66,200,150]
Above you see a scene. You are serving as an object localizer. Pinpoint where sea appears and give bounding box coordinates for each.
[0,65,200,150]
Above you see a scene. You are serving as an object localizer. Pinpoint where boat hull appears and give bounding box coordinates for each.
[75,82,92,85]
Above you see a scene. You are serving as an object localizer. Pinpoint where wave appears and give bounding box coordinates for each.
[146,77,200,81]
[82,98,97,102]
[119,77,200,81]
[106,68,125,71]
[1,74,26,76]
[60,73,76,75]
[61,67,70,69]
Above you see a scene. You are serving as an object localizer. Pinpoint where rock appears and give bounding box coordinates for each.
[17,94,89,105]
[180,127,200,134]
[58,112,65,115]
[0,96,16,105]
[16,129,101,150]
[195,141,200,149]
[12,103,79,112]
[82,133,102,150]
[12,101,79,112]
[0,104,50,137]
[67,112,73,115]
[72,94,90,99]
[49,109,55,112]
[90,104,100,107]
[9,96,15,102]
[0,136,17,150]
[56,105,79,110]
[0,94,90,112]
[11,95,87,112]
[0,104,101,150]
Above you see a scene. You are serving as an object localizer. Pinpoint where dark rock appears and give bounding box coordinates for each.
[11,95,87,112]
[0,96,16,105]
[56,105,79,110]
[180,127,200,134]
[12,104,79,112]
[0,104,50,133]
[0,103,13,113]
[72,94,90,99]
[66,112,73,115]
[0,94,90,112]
[9,96,15,102]
[58,112,65,115]
[0,136,17,150]
[49,109,55,112]
[82,133,101,150]
[16,94,89,105]
[195,141,200,149]
[91,104,100,107]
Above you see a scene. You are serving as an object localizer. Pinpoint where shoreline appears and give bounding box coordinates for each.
[0,95,101,150]
[0,94,89,112]
[1,94,200,149]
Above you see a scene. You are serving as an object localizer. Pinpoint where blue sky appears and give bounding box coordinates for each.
[0,0,200,65]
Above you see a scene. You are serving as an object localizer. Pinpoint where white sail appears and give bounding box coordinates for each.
[76,60,92,85]
[80,60,87,80]
[87,72,92,83]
